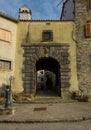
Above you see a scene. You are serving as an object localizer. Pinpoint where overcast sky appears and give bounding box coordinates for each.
[0,0,65,20]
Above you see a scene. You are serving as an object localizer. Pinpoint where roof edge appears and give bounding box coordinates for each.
[0,12,18,23]
[19,19,74,22]
[60,0,68,20]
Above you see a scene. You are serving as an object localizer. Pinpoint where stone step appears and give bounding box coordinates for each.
[14,97,76,104]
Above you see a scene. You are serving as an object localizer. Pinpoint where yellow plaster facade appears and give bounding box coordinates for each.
[0,16,17,87]
[13,21,78,94]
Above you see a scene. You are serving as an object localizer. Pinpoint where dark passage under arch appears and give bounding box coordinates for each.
[36,57,61,96]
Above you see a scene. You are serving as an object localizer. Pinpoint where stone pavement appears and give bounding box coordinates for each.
[0,99,91,123]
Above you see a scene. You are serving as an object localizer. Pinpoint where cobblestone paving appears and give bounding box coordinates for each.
[0,121,91,130]
[0,102,91,122]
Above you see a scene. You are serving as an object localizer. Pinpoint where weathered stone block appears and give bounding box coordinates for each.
[61,82,70,88]
[61,52,69,57]
[61,60,70,65]
[61,68,71,72]
[61,72,70,76]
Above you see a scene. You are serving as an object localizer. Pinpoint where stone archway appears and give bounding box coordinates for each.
[36,57,60,96]
[22,44,70,97]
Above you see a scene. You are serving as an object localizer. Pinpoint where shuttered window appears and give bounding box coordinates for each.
[0,29,11,43]
[85,23,91,37]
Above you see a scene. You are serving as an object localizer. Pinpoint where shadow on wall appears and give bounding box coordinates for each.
[0,84,6,97]
[0,84,6,104]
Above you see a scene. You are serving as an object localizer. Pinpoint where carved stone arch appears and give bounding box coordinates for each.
[22,44,70,97]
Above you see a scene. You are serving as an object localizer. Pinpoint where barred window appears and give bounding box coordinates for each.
[42,30,53,41]
[0,60,11,70]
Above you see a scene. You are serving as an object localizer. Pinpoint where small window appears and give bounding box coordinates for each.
[42,30,53,41]
[0,60,11,70]
[85,23,91,37]
[89,0,91,9]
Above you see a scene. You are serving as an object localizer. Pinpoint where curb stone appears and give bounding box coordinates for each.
[0,117,91,123]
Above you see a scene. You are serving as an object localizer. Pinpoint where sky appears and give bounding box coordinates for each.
[0,0,65,20]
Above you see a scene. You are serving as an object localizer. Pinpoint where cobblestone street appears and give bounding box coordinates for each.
[0,120,91,130]
[0,101,91,130]
[0,102,91,122]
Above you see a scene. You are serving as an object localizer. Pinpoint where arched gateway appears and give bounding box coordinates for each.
[36,57,60,96]
[22,44,70,97]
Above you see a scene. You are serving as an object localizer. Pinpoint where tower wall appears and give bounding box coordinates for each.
[19,6,32,20]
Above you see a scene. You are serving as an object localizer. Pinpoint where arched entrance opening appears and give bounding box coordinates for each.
[36,57,61,96]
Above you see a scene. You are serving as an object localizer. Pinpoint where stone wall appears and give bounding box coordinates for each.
[75,0,91,96]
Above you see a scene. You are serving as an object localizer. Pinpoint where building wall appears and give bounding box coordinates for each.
[13,21,78,95]
[0,16,17,87]
[61,0,74,20]
[75,0,91,96]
